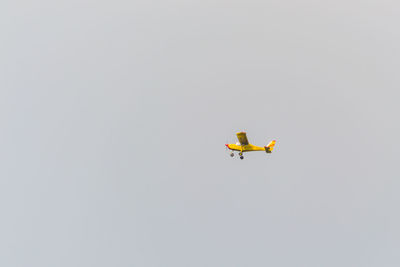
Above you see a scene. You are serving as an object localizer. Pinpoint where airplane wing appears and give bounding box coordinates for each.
[236,132,249,145]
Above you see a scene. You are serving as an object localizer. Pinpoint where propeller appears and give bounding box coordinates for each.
[225,137,234,157]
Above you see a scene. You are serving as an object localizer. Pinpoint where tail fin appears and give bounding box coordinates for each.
[264,140,276,153]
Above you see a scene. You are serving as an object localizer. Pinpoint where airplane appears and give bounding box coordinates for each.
[225,132,276,160]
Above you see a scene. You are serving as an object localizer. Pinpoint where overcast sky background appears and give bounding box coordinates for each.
[1,0,400,266]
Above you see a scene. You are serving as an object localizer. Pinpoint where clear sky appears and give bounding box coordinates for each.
[1,0,400,266]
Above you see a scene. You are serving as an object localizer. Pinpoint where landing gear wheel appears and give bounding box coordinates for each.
[230,153,234,157]
[240,156,244,160]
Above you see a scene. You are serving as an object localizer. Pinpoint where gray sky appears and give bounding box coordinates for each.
[1,0,400,266]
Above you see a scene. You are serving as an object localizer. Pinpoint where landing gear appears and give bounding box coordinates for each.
[230,153,234,157]
[239,152,244,160]
[240,156,244,160]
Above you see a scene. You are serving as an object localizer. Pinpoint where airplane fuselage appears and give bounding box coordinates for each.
[225,143,266,152]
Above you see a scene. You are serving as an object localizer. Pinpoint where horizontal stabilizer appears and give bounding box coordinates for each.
[265,140,276,153]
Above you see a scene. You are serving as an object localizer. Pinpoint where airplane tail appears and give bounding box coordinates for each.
[264,140,276,153]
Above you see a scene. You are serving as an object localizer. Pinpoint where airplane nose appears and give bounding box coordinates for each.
[225,144,230,148]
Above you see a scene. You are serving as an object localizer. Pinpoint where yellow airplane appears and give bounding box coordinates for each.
[225,132,276,160]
